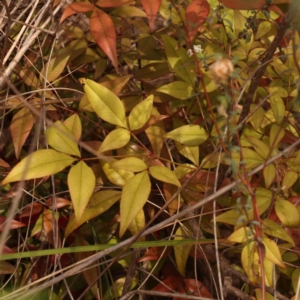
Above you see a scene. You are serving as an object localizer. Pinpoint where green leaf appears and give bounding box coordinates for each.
[68,161,96,223]
[275,197,300,228]
[2,150,76,184]
[262,237,285,268]
[174,225,193,276]
[112,157,147,172]
[149,166,181,187]
[164,124,208,146]
[128,95,153,130]
[156,81,194,100]
[65,190,121,238]
[45,121,80,157]
[270,94,285,124]
[99,128,130,153]
[162,35,196,85]
[262,219,295,246]
[63,114,82,141]
[82,78,127,128]
[119,171,151,237]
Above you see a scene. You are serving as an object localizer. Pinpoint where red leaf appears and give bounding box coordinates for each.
[183,279,212,298]
[140,0,162,32]
[0,158,10,168]
[185,0,210,43]
[96,0,134,7]
[59,2,94,23]
[0,216,26,231]
[90,8,118,70]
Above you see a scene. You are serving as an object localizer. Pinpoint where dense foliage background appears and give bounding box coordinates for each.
[0,0,300,299]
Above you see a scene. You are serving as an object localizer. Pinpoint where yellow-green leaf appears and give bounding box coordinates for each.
[65,190,121,238]
[112,157,147,172]
[102,159,134,186]
[63,114,82,141]
[262,237,285,268]
[270,94,285,124]
[174,225,193,276]
[2,149,76,184]
[156,81,194,100]
[241,148,265,169]
[128,95,153,130]
[164,124,208,146]
[255,21,271,39]
[275,197,300,228]
[282,171,298,192]
[149,166,181,187]
[262,219,295,246]
[9,107,34,159]
[99,128,130,153]
[292,269,300,293]
[103,277,138,300]
[175,142,199,166]
[263,164,276,189]
[247,137,270,159]
[68,161,96,223]
[119,171,151,237]
[227,227,254,243]
[162,35,196,85]
[45,121,80,157]
[128,209,145,241]
[270,123,284,149]
[82,78,127,128]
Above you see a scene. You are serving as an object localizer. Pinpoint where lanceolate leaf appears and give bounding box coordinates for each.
[149,166,181,187]
[96,0,134,7]
[262,237,285,268]
[120,171,151,237]
[219,0,266,10]
[2,150,76,184]
[99,128,131,152]
[140,0,162,32]
[10,107,34,159]
[68,161,96,223]
[275,197,300,228]
[65,190,121,238]
[45,121,81,157]
[82,79,127,128]
[63,114,82,142]
[112,157,147,172]
[90,8,118,70]
[174,225,193,276]
[156,81,194,100]
[164,124,208,146]
[128,209,146,241]
[128,95,153,131]
[185,0,210,43]
[162,35,196,85]
[59,2,94,23]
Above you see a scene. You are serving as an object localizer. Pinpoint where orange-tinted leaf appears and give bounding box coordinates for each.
[185,0,210,43]
[43,209,61,248]
[0,216,26,232]
[138,246,171,262]
[152,276,181,292]
[19,202,43,218]
[59,2,94,23]
[219,0,265,10]
[96,0,134,7]
[140,0,162,32]
[45,197,72,209]
[183,279,212,298]
[10,107,34,159]
[0,158,10,168]
[0,261,16,275]
[90,8,118,70]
